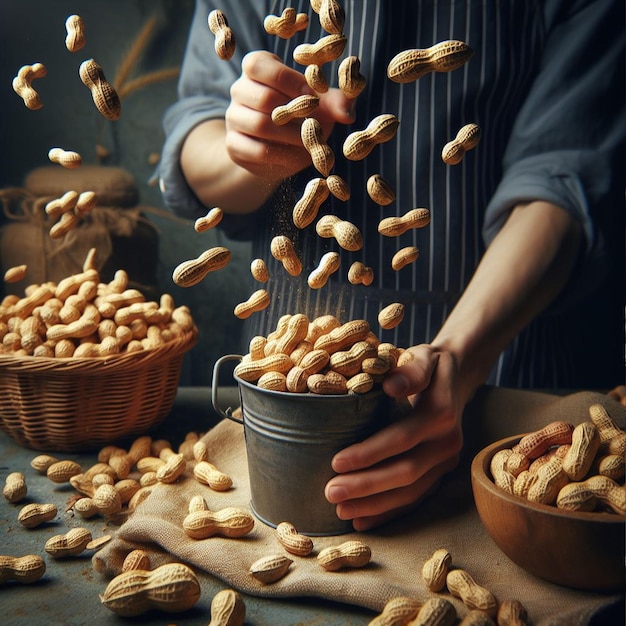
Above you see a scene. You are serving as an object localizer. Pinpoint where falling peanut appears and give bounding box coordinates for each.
[293,34,347,66]
[301,117,335,177]
[387,40,474,83]
[347,261,374,286]
[208,9,236,60]
[318,0,345,35]
[316,214,363,251]
[12,63,47,110]
[272,94,320,126]
[292,178,329,229]
[305,64,329,93]
[378,208,431,236]
[48,147,82,169]
[4,265,28,284]
[172,246,231,287]
[378,303,405,330]
[264,8,309,39]
[308,252,340,289]
[326,174,350,201]
[270,235,302,276]
[65,14,86,52]
[45,190,79,219]
[366,173,395,206]
[194,207,223,232]
[234,289,271,319]
[392,246,419,270]
[338,55,366,98]
[342,114,399,161]
[75,191,97,215]
[250,258,269,282]
[442,123,481,165]
[79,59,121,121]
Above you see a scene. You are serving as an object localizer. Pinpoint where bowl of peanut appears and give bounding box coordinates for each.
[471,405,625,592]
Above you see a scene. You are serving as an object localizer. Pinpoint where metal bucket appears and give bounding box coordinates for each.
[212,354,390,535]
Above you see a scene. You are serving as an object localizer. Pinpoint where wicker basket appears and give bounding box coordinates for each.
[0,328,198,451]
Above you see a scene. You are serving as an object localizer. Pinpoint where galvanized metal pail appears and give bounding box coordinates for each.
[212,354,391,535]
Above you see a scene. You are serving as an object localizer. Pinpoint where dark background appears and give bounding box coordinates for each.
[0,1,253,385]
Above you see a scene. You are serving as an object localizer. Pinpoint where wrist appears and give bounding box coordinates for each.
[431,329,494,403]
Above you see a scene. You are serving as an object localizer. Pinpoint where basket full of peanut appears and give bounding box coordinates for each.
[0,255,198,451]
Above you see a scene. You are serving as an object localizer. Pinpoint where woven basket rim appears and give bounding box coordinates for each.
[0,326,198,374]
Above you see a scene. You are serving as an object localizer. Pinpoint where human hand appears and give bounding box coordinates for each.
[324,345,465,531]
[225,50,355,181]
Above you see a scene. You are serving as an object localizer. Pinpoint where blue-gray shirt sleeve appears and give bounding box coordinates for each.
[483,0,625,303]
[158,0,269,221]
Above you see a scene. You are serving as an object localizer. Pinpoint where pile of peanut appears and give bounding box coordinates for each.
[490,403,626,515]
[1,429,246,618]
[0,249,196,359]
[0,424,377,620]
[234,312,413,394]
[174,0,479,335]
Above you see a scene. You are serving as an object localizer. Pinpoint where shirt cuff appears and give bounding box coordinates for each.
[157,96,227,220]
[483,152,612,310]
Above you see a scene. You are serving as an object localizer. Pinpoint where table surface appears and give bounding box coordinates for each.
[0,387,376,626]
[2,387,624,626]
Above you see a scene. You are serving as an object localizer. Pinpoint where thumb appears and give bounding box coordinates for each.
[315,87,357,125]
[383,346,440,398]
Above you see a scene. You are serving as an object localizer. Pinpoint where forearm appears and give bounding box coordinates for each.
[432,201,582,398]
[180,119,282,214]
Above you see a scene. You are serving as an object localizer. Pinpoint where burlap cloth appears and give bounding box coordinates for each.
[94,387,625,624]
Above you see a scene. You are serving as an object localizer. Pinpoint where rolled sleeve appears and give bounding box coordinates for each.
[159,96,227,220]
[157,0,268,220]
[483,0,625,304]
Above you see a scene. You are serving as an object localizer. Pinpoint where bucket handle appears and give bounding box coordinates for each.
[211,354,244,424]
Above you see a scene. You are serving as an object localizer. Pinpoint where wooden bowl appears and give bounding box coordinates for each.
[471,435,625,592]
